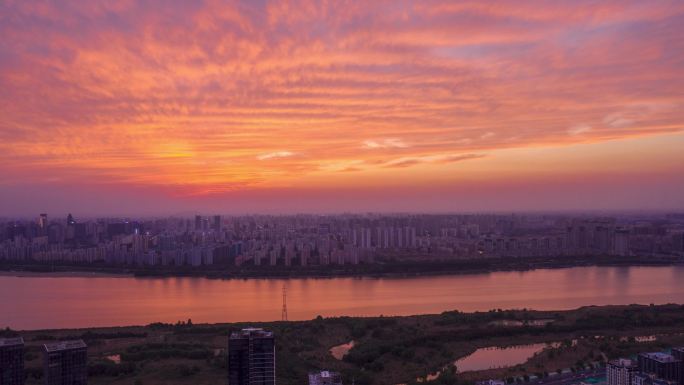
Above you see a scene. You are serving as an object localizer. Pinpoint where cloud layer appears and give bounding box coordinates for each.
[0,0,683,213]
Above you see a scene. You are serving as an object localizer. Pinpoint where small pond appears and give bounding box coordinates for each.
[455,342,560,372]
[330,340,355,360]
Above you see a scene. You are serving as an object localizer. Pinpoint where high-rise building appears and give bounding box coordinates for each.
[195,215,202,231]
[213,215,222,231]
[38,214,48,229]
[613,229,630,256]
[0,337,24,385]
[308,371,343,385]
[672,348,684,385]
[607,358,637,385]
[638,352,682,384]
[43,340,88,385]
[228,328,275,385]
[672,347,684,361]
[630,373,651,385]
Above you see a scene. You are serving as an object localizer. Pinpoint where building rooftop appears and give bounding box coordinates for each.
[640,352,679,363]
[230,328,273,339]
[309,370,342,385]
[476,381,506,385]
[0,337,24,347]
[609,358,634,367]
[44,339,87,352]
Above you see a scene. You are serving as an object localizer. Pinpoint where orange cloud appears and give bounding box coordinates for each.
[0,0,683,213]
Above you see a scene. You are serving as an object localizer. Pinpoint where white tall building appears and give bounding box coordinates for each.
[607,358,636,385]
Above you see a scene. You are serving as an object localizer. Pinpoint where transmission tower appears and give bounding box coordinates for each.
[281,285,288,321]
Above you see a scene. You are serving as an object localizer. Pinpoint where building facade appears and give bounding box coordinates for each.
[228,328,275,385]
[608,359,638,385]
[0,337,24,385]
[42,340,88,385]
[672,348,684,385]
[638,352,682,384]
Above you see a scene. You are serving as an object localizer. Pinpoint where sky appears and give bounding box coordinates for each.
[1,0,683,216]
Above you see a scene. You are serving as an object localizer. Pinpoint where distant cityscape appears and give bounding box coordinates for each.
[1,213,684,269]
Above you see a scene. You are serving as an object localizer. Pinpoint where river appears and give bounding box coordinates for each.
[1,265,683,330]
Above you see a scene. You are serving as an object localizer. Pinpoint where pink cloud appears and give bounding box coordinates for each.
[0,0,683,212]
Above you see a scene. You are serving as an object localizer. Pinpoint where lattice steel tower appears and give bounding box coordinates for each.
[281,285,288,321]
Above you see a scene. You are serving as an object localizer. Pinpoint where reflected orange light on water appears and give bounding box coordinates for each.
[2,266,684,330]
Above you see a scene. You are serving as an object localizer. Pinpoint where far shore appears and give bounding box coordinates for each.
[0,254,682,281]
[0,270,133,278]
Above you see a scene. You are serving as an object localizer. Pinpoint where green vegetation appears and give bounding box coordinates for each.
[67,330,148,341]
[88,360,137,377]
[121,343,213,361]
[14,304,684,385]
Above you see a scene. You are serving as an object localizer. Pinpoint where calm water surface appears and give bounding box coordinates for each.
[454,343,555,372]
[1,266,683,330]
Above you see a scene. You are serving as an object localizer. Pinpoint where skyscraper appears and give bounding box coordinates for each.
[43,340,87,385]
[228,328,275,385]
[0,337,24,385]
[638,352,682,384]
[38,214,48,229]
[213,215,222,231]
[673,348,684,385]
[606,359,636,385]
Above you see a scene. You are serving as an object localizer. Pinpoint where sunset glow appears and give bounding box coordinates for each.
[1,0,683,214]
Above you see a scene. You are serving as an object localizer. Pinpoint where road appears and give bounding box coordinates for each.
[530,368,605,385]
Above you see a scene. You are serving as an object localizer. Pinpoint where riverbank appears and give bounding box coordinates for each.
[1,254,681,280]
[5,304,684,385]
[0,270,132,278]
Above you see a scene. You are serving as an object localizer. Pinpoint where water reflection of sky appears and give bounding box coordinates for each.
[1,265,683,329]
[455,343,553,372]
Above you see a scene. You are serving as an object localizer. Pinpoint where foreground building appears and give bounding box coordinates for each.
[608,359,638,385]
[43,340,88,385]
[631,373,677,385]
[637,352,682,384]
[308,371,343,385]
[228,328,275,385]
[0,337,24,385]
[672,348,684,384]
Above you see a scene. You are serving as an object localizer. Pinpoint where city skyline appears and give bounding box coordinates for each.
[3,211,683,271]
[2,1,684,215]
